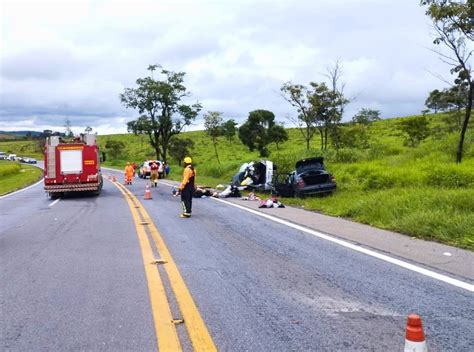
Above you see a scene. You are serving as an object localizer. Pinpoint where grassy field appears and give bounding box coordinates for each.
[0,140,43,159]
[0,161,43,196]
[1,112,473,249]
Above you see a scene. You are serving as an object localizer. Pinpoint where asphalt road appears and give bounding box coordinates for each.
[1,169,473,351]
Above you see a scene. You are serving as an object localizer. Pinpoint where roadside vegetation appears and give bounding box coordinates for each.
[0,140,43,160]
[1,112,472,250]
[91,111,474,250]
[0,161,43,196]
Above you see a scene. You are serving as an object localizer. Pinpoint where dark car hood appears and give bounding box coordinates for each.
[295,157,325,172]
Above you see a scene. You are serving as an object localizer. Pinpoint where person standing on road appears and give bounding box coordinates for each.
[124,162,134,185]
[164,162,170,178]
[158,161,164,179]
[150,161,159,187]
[132,161,138,177]
[178,156,196,218]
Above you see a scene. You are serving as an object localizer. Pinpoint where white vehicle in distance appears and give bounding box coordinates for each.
[7,154,17,161]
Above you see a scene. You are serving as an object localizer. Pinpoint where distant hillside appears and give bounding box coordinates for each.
[0,130,43,137]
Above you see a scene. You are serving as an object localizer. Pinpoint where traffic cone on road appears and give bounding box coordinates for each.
[404,314,427,352]
[144,184,152,200]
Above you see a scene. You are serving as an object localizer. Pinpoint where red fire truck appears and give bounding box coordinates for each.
[44,134,103,197]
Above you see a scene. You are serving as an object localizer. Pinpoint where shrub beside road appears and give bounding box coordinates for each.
[0,161,43,196]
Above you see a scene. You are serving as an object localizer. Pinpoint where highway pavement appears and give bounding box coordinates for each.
[1,168,473,351]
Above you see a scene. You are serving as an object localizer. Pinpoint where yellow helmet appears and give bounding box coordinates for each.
[183,156,192,164]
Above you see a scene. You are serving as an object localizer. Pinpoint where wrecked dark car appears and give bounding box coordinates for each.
[274,157,336,197]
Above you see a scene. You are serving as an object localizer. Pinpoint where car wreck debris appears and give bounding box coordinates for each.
[274,157,336,197]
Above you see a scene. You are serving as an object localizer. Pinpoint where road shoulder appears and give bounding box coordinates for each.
[222,196,474,282]
[149,179,474,283]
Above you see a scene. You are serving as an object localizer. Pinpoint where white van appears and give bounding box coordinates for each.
[7,154,17,161]
[0,152,7,160]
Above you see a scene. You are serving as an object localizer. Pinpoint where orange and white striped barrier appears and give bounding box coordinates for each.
[144,184,152,200]
[404,314,427,352]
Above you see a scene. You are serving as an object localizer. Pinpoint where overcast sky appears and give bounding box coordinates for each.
[0,0,454,135]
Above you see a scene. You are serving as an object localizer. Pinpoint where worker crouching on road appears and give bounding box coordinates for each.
[124,162,134,185]
[178,156,196,218]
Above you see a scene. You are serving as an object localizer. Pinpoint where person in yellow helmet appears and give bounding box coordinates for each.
[178,156,196,218]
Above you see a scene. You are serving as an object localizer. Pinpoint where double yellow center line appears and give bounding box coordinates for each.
[113,181,217,352]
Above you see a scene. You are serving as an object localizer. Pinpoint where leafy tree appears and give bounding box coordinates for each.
[351,108,381,147]
[105,140,126,159]
[446,84,468,112]
[398,116,431,147]
[203,111,223,165]
[238,109,276,157]
[425,89,447,113]
[324,61,351,150]
[352,108,381,125]
[281,82,318,150]
[421,0,473,163]
[121,64,202,163]
[221,119,238,141]
[269,123,288,150]
[331,125,358,149]
[281,81,347,150]
[42,130,53,138]
[169,137,194,164]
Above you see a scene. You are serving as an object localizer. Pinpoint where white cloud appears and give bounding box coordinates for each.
[0,0,455,134]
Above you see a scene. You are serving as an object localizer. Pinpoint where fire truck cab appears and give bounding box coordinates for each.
[44,134,103,198]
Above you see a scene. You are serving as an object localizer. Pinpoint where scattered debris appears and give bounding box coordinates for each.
[241,192,260,201]
[150,259,167,265]
[258,197,285,208]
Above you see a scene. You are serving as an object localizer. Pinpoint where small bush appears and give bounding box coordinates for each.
[198,161,242,179]
[334,148,368,163]
[426,164,474,188]
[367,143,404,159]
[0,162,21,177]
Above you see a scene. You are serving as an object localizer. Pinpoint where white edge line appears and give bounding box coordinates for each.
[48,198,60,207]
[160,181,474,292]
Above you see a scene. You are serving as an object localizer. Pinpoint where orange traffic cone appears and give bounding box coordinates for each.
[144,184,152,200]
[404,314,427,352]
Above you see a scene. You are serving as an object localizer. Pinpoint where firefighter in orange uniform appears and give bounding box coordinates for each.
[178,156,196,218]
[150,161,159,187]
[124,162,134,185]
